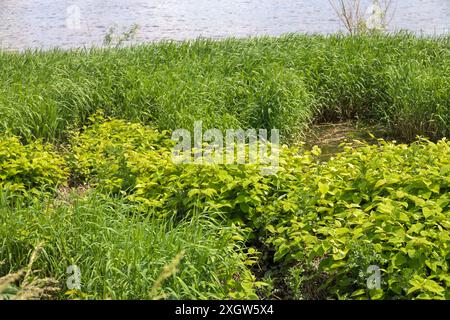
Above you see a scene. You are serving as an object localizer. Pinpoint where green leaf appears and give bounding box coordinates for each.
[351,289,366,297]
[422,279,445,295]
[318,182,329,195]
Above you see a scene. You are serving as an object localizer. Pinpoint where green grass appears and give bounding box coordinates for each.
[0,33,448,143]
[0,193,256,299]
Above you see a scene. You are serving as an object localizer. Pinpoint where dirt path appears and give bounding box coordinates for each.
[303,121,388,160]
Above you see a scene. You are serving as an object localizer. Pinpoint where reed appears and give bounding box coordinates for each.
[0,33,447,143]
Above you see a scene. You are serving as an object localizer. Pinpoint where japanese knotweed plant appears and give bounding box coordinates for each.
[69,119,290,228]
[0,135,68,198]
[265,138,450,299]
[68,117,173,194]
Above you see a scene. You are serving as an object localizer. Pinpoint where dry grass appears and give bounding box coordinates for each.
[55,184,91,205]
[149,251,185,300]
[0,244,60,300]
[303,121,382,159]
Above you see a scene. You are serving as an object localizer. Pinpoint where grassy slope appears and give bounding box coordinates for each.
[0,33,448,143]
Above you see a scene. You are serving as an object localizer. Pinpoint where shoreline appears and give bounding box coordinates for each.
[1,30,449,53]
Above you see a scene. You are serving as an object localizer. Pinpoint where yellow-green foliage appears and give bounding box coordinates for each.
[73,121,450,299]
[4,119,449,300]
[266,139,450,299]
[0,136,67,196]
[70,119,279,224]
[69,117,173,193]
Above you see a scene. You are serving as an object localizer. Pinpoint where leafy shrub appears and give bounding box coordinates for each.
[71,121,450,299]
[70,119,283,227]
[68,117,173,193]
[266,138,450,299]
[0,136,67,196]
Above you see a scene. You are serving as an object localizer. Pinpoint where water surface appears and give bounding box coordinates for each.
[0,0,449,50]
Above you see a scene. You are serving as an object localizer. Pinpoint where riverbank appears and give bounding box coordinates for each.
[1,33,449,300]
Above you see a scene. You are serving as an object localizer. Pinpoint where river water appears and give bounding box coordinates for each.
[0,0,449,51]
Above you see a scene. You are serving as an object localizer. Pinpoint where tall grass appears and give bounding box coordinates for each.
[0,33,448,143]
[0,193,253,299]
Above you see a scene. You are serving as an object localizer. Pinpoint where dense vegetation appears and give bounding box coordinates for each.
[0,33,448,143]
[1,34,449,300]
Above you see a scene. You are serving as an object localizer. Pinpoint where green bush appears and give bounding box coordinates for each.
[265,138,450,299]
[0,136,67,196]
[68,116,172,193]
[70,121,450,299]
[70,119,281,227]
